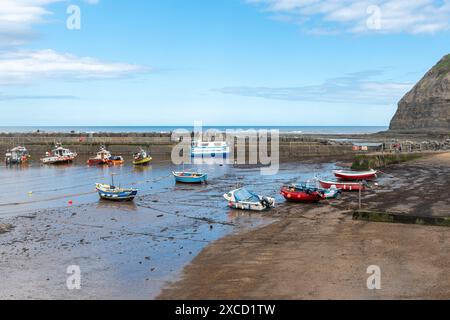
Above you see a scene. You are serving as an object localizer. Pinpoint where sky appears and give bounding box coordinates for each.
[0,0,449,126]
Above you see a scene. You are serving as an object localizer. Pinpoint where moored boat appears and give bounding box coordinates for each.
[96,183,138,201]
[224,188,275,211]
[280,185,324,203]
[133,148,152,165]
[333,169,377,181]
[191,140,230,158]
[87,146,111,165]
[321,185,341,199]
[96,175,138,201]
[319,180,366,191]
[41,144,77,164]
[107,156,125,166]
[5,146,30,165]
[294,183,341,199]
[173,171,208,183]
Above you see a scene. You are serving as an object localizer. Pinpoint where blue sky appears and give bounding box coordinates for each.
[0,0,449,126]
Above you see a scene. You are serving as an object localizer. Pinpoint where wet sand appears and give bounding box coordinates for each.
[0,158,338,299]
[158,153,450,300]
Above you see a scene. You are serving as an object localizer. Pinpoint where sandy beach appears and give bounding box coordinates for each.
[3,0,450,306]
[1,152,449,299]
[0,158,335,299]
[159,153,450,300]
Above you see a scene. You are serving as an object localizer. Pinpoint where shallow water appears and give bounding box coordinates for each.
[0,158,339,299]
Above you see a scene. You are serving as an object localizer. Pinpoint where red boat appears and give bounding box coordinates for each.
[319,180,366,192]
[280,186,324,203]
[87,147,112,166]
[333,169,377,181]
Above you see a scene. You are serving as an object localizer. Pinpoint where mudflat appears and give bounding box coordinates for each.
[159,153,450,299]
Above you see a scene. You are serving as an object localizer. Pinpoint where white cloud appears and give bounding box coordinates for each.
[216,70,413,105]
[0,49,149,84]
[0,0,62,46]
[247,0,450,34]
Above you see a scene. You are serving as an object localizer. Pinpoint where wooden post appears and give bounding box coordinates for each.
[359,182,362,210]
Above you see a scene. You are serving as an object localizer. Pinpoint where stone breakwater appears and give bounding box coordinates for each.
[0,132,174,158]
[0,131,449,160]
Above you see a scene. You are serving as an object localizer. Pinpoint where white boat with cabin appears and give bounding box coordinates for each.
[41,144,78,164]
[191,141,230,157]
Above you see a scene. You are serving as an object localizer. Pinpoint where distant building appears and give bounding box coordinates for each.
[352,142,383,152]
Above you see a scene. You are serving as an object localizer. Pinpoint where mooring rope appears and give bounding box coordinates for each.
[136,203,235,226]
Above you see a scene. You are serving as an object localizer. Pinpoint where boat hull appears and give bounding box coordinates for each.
[98,191,137,201]
[96,184,138,201]
[227,201,273,211]
[173,172,208,184]
[87,159,108,166]
[41,156,76,165]
[107,159,124,166]
[5,158,29,165]
[280,187,323,203]
[319,180,366,191]
[191,151,229,158]
[333,170,377,181]
[133,157,152,165]
[224,189,275,211]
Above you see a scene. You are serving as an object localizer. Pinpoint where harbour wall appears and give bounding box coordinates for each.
[0,133,357,160]
[1,132,446,160]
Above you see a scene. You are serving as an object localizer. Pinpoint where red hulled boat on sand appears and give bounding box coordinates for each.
[87,146,111,166]
[333,169,377,181]
[319,180,366,192]
[280,186,324,203]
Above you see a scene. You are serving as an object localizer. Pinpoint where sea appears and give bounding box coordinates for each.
[0,126,388,134]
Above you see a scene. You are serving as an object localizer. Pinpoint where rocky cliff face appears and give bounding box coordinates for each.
[390,54,450,132]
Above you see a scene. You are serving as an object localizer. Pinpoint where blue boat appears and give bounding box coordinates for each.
[96,183,138,201]
[173,171,208,184]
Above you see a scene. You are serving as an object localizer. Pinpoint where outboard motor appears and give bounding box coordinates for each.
[260,197,271,208]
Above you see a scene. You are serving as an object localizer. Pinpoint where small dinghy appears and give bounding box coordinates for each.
[280,185,325,203]
[5,146,30,165]
[321,185,341,199]
[96,175,137,201]
[133,148,152,165]
[224,188,275,211]
[333,169,377,181]
[96,184,138,201]
[173,171,208,184]
[319,180,367,192]
[108,156,125,166]
[41,144,77,164]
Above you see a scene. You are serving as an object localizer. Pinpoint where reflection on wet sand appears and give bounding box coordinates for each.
[0,160,338,299]
[133,165,153,173]
[96,199,139,212]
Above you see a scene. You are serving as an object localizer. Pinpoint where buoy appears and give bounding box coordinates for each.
[68,200,73,205]
[28,191,33,195]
